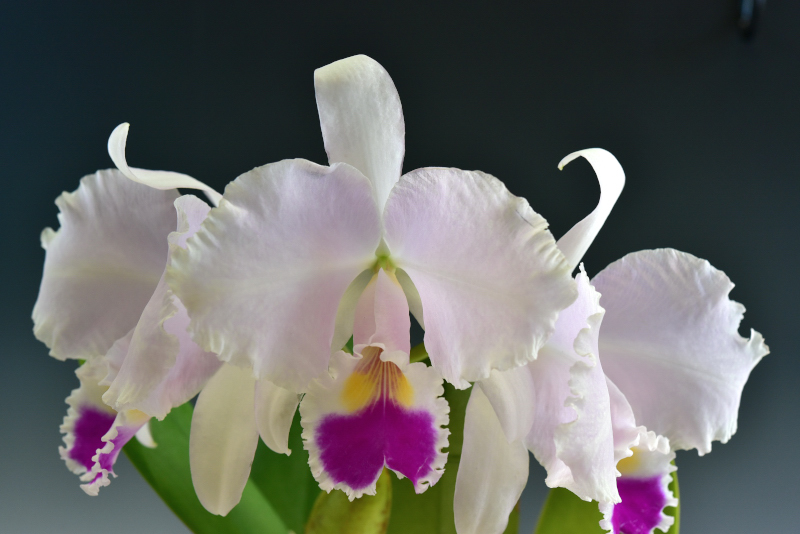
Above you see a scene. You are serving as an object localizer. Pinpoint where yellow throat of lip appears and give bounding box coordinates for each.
[616,447,644,476]
[341,346,414,412]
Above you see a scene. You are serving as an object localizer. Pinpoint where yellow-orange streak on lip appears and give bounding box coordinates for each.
[616,447,644,476]
[341,347,414,412]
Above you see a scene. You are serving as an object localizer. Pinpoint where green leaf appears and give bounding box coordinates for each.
[249,411,322,533]
[124,402,288,534]
[534,471,680,534]
[409,342,429,363]
[305,469,392,534]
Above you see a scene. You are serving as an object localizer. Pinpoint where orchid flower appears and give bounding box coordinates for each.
[32,141,224,493]
[593,248,768,533]
[165,54,578,510]
[454,151,768,534]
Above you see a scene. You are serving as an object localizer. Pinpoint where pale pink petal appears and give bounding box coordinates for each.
[315,55,404,212]
[102,196,222,419]
[353,270,411,354]
[331,269,374,355]
[255,378,299,456]
[524,269,618,504]
[383,167,577,387]
[168,159,382,391]
[454,385,529,534]
[556,149,625,270]
[190,364,259,516]
[33,170,178,361]
[108,123,222,206]
[593,249,769,454]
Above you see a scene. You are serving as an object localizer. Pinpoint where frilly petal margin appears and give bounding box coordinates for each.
[60,357,149,495]
[524,268,618,504]
[602,378,677,533]
[108,123,222,206]
[454,385,529,534]
[102,196,222,419]
[300,350,449,500]
[168,159,382,392]
[33,170,178,361]
[599,429,677,534]
[315,55,405,213]
[593,249,769,454]
[556,149,625,270]
[383,167,577,387]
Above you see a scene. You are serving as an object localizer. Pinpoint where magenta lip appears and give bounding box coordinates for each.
[315,399,438,490]
[612,476,668,534]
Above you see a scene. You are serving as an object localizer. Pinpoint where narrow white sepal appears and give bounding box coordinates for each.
[556,149,625,270]
[108,123,222,206]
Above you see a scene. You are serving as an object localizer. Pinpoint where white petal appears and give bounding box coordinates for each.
[480,366,536,444]
[353,270,410,354]
[168,159,382,391]
[33,170,178,361]
[108,123,222,206]
[255,378,299,456]
[524,269,618,503]
[593,249,769,454]
[102,196,222,419]
[383,167,577,387]
[454,385,529,534]
[190,364,259,516]
[556,149,625,270]
[315,55,404,212]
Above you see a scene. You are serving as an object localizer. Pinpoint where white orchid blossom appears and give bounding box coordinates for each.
[164,54,578,511]
[454,153,767,534]
[32,140,225,493]
[594,248,768,533]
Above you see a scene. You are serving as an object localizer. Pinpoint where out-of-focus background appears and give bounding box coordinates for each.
[2,1,797,532]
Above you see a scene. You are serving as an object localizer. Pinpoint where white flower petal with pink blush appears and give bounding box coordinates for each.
[168,159,382,392]
[102,195,222,419]
[170,55,577,396]
[593,248,769,454]
[59,356,150,496]
[300,270,449,499]
[523,267,618,504]
[33,170,178,361]
[383,167,576,387]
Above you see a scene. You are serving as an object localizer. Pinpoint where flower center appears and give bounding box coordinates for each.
[341,346,413,412]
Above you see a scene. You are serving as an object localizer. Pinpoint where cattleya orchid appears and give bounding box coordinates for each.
[453,151,768,534]
[165,54,578,509]
[32,137,227,493]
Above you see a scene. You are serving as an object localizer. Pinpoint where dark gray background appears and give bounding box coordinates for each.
[2,1,797,532]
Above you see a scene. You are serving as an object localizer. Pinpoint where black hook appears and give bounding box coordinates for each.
[739,0,766,40]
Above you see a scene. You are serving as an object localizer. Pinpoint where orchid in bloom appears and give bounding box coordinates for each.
[453,151,768,534]
[32,141,225,493]
[165,54,578,510]
[595,248,768,533]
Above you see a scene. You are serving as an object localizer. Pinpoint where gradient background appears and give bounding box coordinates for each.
[2,1,798,532]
